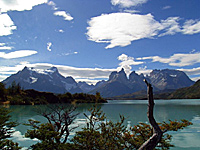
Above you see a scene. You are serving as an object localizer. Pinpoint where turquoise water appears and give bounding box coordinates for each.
[8,99,200,149]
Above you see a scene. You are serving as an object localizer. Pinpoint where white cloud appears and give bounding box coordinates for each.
[137,52,200,67]
[54,11,73,21]
[0,0,48,13]
[0,50,37,59]
[0,0,48,37]
[0,43,5,46]
[47,1,58,10]
[111,0,148,8]
[47,42,52,51]
[178,67,200,81]
[87,13,162,49]
[178,67,200,76]
[58,29,64,33]
[117,54,144,75]
[87,12,200,49]
[135,66,152,76]
[0,46,13,50]
[159,17,181,36]
[0,13,17,36]
[0,43,13,50]
[182,19,200,35]
[60,51,78,56]
[75,78,103,85]
[190,76,200,81]
[0,62,117,83]
[162,6,171,10]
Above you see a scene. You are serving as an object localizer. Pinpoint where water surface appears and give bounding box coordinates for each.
[8,99,200,149]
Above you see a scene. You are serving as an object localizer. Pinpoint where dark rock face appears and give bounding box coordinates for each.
[2,67,194,97]
[146,69,194,90]
[3,67,82,94]
[90,69,194,97]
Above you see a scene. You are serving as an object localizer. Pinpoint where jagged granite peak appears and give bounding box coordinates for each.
[146,69,194,90]
[90,68,194,97]
[2,67,194,97]
[129,71,142,82]
[66,76,77,84]
[78,81,95,93]
[128,71,146,91]
[95,80,106,88]
[108,68,128,83]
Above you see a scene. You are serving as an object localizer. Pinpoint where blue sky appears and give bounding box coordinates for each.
[0,0,200,84]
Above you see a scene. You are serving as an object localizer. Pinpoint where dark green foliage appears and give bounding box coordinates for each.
[125,120,192,150]
[7,81,21,96]
[25,105,78,149]
[0,107,21,150]
[71,106,192,150]
[58,92,107,103]
[23,104,192,150]
[0,83,7,102]
[1,80,107,105]
[71,106,128,150]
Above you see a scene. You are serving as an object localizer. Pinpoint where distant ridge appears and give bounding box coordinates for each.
[90,68,194,97]
[2,67,195,97]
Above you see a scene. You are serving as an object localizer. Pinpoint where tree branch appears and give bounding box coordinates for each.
[139,79,163,150]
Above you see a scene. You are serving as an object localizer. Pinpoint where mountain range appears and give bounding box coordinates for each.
[2,66,195,97]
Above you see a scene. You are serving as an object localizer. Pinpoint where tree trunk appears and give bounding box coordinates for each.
[138,80,163,150]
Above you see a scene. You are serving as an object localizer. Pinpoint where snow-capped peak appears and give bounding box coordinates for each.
[25,66,58,75]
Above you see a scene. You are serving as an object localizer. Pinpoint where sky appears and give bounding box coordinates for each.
[0,0,200,84]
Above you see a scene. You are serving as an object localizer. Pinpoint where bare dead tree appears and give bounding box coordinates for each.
[138,80,163,150]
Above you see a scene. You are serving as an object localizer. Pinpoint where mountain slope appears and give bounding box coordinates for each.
[146,69,194,90]
[91,68,194,97]
[2,67,195,97]
[168,79,200,99]
[3,67,82,94]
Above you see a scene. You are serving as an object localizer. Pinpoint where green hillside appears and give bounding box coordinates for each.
[168,80,200,99]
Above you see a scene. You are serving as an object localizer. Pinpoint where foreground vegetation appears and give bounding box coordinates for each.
[0,81,107,105]
[1,105,192,150]
[0,81,193,150]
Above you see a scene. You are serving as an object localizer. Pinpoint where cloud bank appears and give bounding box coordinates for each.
[0,50,38,59]
[137,52,200,67]
[111,0,148,8]
[87,13,161,49]
[0,0,48,12]
[0,0,48,37]
[0,13,17,36]
[117,54,143,75]
[0,62,116,84]
[0,43,13,50]
[87,13,200,49]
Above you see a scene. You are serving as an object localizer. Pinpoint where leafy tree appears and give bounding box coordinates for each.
[25,105,78,149]
[0,107,21,150]
[71,106,128,150]
[24,81,192,149]
[0,83,7,102]
[71,105,192,150]
[7,81,21,96]
[25,104,192,150]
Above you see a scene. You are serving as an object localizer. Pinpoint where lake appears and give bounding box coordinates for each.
[7,99,200,149]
